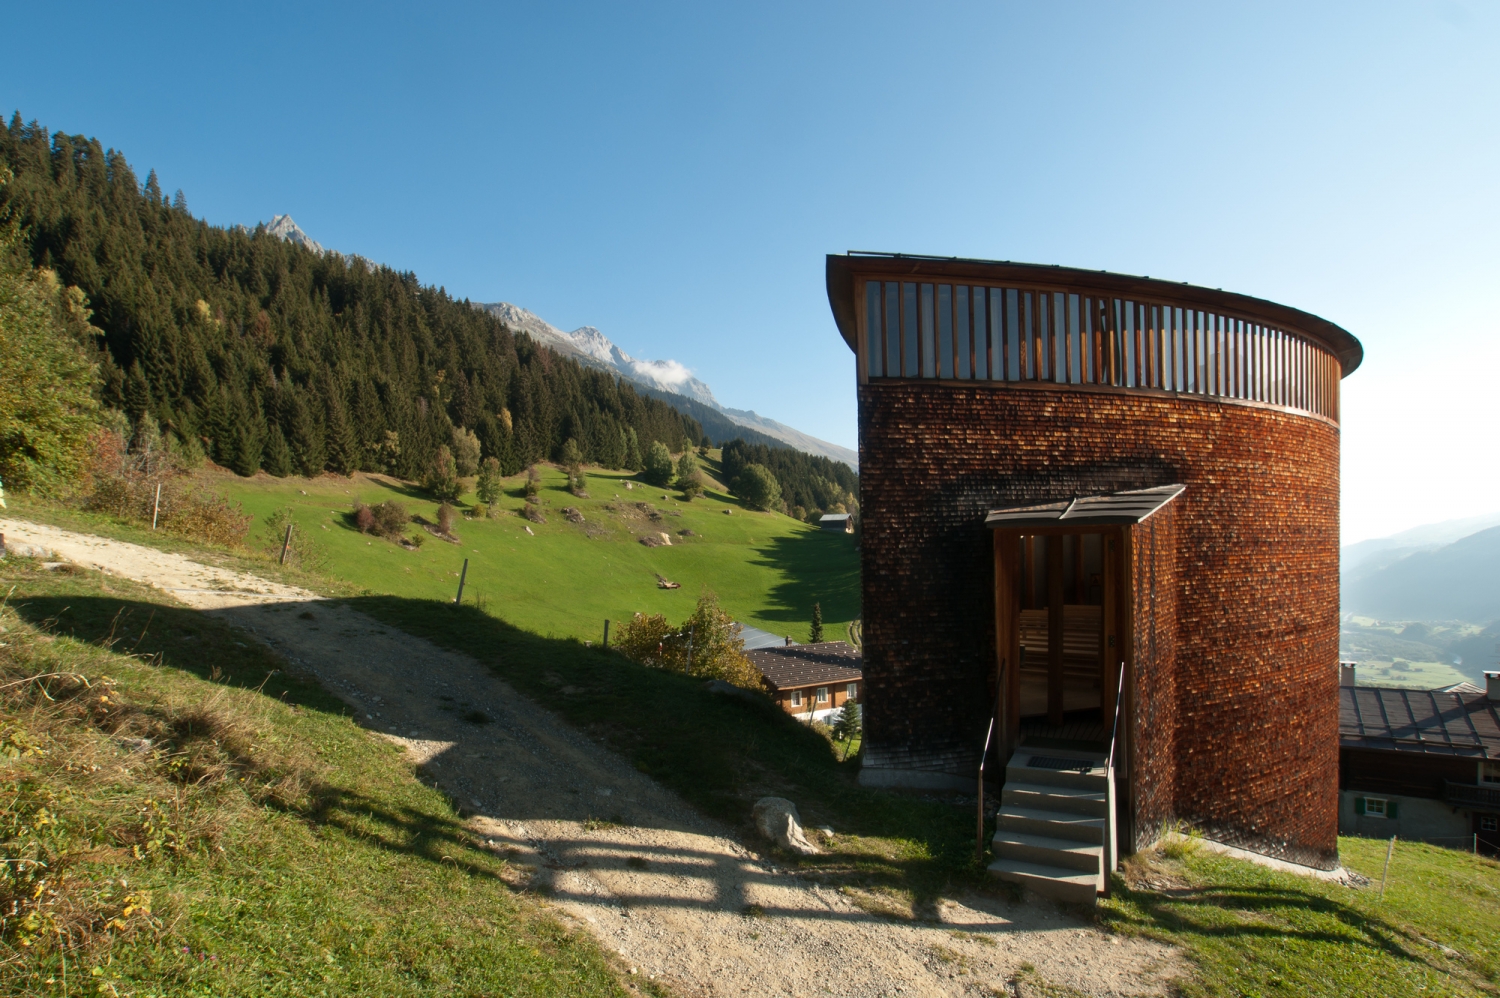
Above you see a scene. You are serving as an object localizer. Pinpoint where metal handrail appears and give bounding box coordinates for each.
[976,713,996,863]
[1102,662,1126,898]
[1106,663,1126,773]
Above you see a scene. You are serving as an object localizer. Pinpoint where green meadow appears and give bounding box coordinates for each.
[210,459,861,645]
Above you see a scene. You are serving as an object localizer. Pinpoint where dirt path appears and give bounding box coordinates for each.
[1,518,1180,997]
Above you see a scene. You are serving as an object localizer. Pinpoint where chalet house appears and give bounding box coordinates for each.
[746,641,862,722]
[819,513,854,533]
[825,252,1361,899]
[1339,673,1500,853]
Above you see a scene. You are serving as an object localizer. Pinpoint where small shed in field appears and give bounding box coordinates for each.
[819,513,853,533]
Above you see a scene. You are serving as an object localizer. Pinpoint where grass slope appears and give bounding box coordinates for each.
[0,560,632,997]
[210,459,859,644]
[1105,837,1500,997]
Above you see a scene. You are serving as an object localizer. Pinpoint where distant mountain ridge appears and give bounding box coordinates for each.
[477,302,858,468]
[1343,516,1500,625]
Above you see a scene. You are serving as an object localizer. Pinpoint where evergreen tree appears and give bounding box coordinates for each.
[643,440,673,486]
[809,602,824,643]
[475,456,502,509]
[263,423,294,477]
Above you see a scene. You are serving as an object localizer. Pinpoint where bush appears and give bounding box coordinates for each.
[353,505,377,533]
[524,465,541,498]
[733,463,782,512]
[614,591,761,689]
[436,502,457,536]
[350,500,410,541]
[642,441,674,486]
[84,474,250,548]
[675,451,703,499]
[261,506,329,571]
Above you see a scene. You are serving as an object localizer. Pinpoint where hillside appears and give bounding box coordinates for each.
[0,114,702,484]
[1343,526,1500,626]
[206,460,861,643]
[0,557,627,995]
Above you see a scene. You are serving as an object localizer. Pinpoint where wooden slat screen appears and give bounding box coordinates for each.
[860,279,1342,421]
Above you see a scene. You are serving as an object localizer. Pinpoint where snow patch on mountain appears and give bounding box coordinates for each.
[477,301,856,467]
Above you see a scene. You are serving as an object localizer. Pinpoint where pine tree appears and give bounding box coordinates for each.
[263,423,294,477]
[809,602,824,643]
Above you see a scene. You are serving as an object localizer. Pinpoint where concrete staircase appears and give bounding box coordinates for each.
[988,747,1111,904]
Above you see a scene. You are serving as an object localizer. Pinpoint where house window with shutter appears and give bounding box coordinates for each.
[1356,797,1396,818]
[816,687,829,704]
[1483,762,1500,784]
[790,690,803,707]
[846,683,858,700]
[1482,816,1498,833]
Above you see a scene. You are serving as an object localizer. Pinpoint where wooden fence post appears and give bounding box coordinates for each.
[454,558,469,604]
[279,523,293,565]
[152,482,162,531]
[603,619,610,648]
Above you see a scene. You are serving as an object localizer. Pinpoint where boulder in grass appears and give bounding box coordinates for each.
[752,797,820,855]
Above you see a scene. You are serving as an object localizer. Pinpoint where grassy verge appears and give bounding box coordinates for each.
[1103,836,1500,997]
[0,559,634,997]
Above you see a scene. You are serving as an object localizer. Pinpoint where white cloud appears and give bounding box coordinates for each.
[628,357,694,388]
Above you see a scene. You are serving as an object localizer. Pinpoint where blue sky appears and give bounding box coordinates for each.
[3,2,1496,542]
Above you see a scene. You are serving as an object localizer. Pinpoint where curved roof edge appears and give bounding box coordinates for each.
[826,253,1363,376]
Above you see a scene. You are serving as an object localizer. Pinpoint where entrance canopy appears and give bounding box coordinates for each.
[984,485,1185,529]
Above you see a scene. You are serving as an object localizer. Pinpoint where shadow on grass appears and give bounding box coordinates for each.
[1103,875,1447,976]
[746,532,861,628]
[11,582,970,914]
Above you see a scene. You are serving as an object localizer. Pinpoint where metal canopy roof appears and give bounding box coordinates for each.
[984,485,1186,529]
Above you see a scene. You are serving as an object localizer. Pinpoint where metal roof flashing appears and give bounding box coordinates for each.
[984,485,1186,529]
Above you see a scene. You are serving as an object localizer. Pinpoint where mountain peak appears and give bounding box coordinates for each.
[264,214,324,255]
[475,301,856,467]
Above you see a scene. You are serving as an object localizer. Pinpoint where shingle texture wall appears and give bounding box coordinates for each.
[858,381,1340,868]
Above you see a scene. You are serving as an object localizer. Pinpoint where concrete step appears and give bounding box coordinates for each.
[987,857,1100,904]
[1005,750,1109,792]
[992,829,1103,874]
[1002,782,1109,817]
[996,806,1105,844]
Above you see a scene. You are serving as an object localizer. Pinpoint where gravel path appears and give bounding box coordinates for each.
[1,518,1181,997]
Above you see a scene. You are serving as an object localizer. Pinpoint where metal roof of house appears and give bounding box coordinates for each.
[1339,686,1500,757]
[984,485,1186,529]
[746,641,863,691]
[819,513,852,523]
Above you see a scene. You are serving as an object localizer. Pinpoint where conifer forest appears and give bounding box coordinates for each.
[0,114,705,483]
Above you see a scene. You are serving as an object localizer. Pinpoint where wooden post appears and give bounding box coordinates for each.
[994,530,1020,758]
[1380,836,1396,900]
[454,558,469,604]
[1047,535,1065,726]
[685,625,694,676]
[152,482,162,531]
[603,619,610,648]
[279,523,294,565]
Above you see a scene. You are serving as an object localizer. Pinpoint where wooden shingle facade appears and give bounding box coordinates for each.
[827,253,1362,870]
